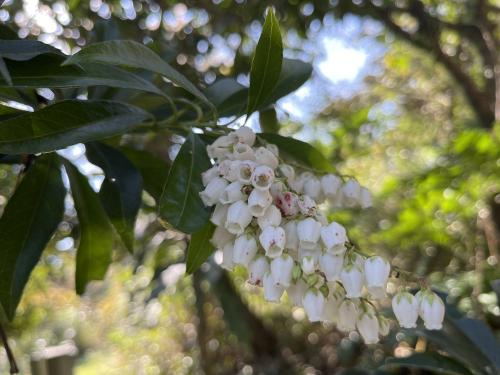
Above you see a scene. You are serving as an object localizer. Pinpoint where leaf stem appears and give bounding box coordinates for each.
[0,323,18,374]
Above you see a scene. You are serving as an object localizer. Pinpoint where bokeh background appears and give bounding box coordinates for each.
[0,0,499,374]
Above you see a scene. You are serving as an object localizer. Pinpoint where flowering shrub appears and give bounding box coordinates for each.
[200,127,445,344]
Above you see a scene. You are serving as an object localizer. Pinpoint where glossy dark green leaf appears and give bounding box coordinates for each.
[186,222,216,274]
[63,40,209,104]
[0,100,151,154]
[63,160,113,295]
[0,103,25,121]
[259,107,279,133]
[0,54,165,97]
[159,132,211,233]
[0,25,18,40]
[247,8,283,117]
[259,133,335,173]
[86,142,143,253]
[117,146,169,203]
[0,39,62,61]
[0,154,65,320]
[383,352,473,375]
[0,58,12,86]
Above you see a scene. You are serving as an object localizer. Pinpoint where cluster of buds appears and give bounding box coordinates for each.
[199,127,444,344]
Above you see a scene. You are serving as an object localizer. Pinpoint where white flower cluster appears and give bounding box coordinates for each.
[199,127,444,344]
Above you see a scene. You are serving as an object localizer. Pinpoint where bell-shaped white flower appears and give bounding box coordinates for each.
[359,187,373,208]
[291,172,313,194]
[321,284,344,322]
[210,226,234,248]
[202,165,219,186]
[319,252,344,281]
[278,164,295,181]
[248,189,272,217]
[266,143,279,157]
[218,160,240,182]
[233,143,255,160]
[270,254,294,288]
[275,192,299,217]
[320,222,347,254]
[210,203,228,226]
[302,289,325,322]
[238,160,257,184]
[364,256,390,299]
[286,280,307,306]
[301,255,316,275]
[283,220,298,250]
[340,263,364,299]
[207,135,233,160]
[321,174,342,198]
[303,176,322,201]
[392,292,419,328]
[420,291,445,330]
[221,242,234,271]
[263,272,284,302]
[225,200,253,235]
[232,234,258,267]
[297,218,321,250]
[341,179,361,207]
[298,195,317,216]
[259,226,285,258]
[255,147,279,169]
[200,177,228,206]
[248,256,269,286]
[357,309,380,344]
[219,181,245,204]
[257,205,282,229]
[232,126,255,146]
[251,165,275,191]
[337,299,358,332]
[269,181,286,199]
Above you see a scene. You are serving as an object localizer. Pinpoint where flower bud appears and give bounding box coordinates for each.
[286,279,307,306]
[284,220,299,250]
[320,222,347,254]
[364,256,390,299]
[340,263,364,299]
[200,177,228,206]
[248,256,269,286]
[420,291,445,330]
[341,179,361,207]
[301,255,316,275]
[233,126,256,146]
[303,176,322,201]
[298,195,317,216]
[202,165,219,186]
[357,309,380,344]
[275,192,299,217]
[219,181,245,204]
[270,254,294,288]
[257,205,282,229]
[233,143,255,160]
[221,242,234,271]
[337,299,358,332]
[218,160,240,182]
[259,226,285,258]
[225,201,253,235]
[302,289,325,322]
[248,189,272,217]
[238,160,257,184]
[359,187,373,208]
[232,234,258,267]
[392,292,419,328]
[321,174,342,198]
[263,272,284,302]
[251,165,275,191]
[210,203,228,226]
[255,147,279,169]
[297,218,321,250]
[319,252,344,281]
[211,226,234,248]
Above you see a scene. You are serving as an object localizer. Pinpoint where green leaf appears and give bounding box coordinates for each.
[0,54,166,97]
[185,222,216,274]
[159,132,211,233]
[0,58,12,86]
[63,40,209,104]
[86,142,143,253]
[383,353,473,375]
[0,40,62,61]
[247,8,283,117]
[0,100,151,154]
[0,154,65,320]
[117,146,169,203]
[259,133,335,173]
[63,160,113,295]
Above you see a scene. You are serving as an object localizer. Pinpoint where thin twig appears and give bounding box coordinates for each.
[0,322,19,374]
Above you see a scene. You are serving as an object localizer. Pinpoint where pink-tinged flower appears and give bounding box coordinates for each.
[275,192,299,217]
[248,256,269,286]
